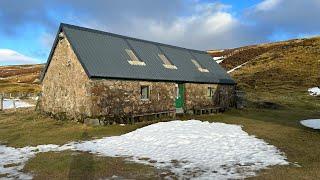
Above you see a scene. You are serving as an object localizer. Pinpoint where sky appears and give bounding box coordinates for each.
[0,0,320,65]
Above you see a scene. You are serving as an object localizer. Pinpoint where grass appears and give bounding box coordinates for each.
[1,107,320,179]
[0,109,162,148]
[0,82,41,94]
[23,151,173,180]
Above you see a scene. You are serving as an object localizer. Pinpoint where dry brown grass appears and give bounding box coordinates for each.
[0,64,44,93]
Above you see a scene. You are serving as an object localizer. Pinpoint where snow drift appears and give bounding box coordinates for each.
[300,119,320,130]
[308,87,320,96]
[3,99,34,110]
[0,120,289,179]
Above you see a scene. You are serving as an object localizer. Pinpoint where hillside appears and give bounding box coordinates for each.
[208,37,320,110]
[0,64,44,94]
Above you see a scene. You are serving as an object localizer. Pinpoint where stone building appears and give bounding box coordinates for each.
[40,23,236,123]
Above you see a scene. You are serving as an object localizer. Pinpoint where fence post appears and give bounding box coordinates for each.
[0,95,3,111]
[13,99,16,111]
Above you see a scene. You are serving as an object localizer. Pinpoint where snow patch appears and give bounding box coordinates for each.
[227,62,249,73]
[2,99,35,110]
[213,56,224,64]
[308,87,320,96]
[300,119,320,130]
[0,120,289,179]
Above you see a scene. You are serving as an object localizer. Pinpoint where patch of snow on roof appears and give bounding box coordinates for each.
[228,62,249,73]
[300,119,320,130]
[308,87,320,96]
[0,120,289,179]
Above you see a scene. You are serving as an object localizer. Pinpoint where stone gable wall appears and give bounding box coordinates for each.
[88,79,176,118]
[40,34,92,119]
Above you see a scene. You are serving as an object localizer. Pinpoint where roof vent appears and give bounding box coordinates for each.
[58,32,65,40]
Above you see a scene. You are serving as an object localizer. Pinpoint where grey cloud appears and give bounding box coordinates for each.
[248,0,320,35]
[0,0,320,52]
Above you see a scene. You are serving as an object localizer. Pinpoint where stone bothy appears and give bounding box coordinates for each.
[40,23,236,123]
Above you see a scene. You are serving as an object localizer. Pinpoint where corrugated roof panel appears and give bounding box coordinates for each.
[56,24,235,84]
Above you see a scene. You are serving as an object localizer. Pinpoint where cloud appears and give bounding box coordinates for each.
[1,0,320,62]
[39,32,55,49]
[0,49,40,65]
[125,11,257,49]
[250,0,320,35]
[255,0,281,11]
[64,1,264,49]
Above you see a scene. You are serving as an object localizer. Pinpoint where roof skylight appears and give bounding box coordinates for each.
[125,49,146,66]
[158,54,177,69]
[191,59,209,73]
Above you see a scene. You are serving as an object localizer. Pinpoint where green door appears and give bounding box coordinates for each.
[175,84,185,108]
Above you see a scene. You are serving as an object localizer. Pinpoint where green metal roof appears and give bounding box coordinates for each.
[42,23,236,85]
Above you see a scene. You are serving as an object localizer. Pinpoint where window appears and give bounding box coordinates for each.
[191,59,209,72]
[125,49,146,66]
[141,86,150,100]
[158,54,177,69]
[207,87,215,97]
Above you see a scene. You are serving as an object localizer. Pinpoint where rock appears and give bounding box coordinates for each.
[84,118,101,126]
[33,78,40,84]
[255,101,284,109]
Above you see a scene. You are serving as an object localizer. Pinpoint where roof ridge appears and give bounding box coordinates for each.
[60,23,206,54]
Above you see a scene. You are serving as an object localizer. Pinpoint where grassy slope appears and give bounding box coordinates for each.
[0,64,44,94]
[210,37,320,110]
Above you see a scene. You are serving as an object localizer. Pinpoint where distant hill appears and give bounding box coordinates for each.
[208,37,320,109]
[0,64,44,94]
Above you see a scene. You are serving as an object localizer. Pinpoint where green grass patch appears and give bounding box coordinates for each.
[23,151,172,180]
[0,109,161,147]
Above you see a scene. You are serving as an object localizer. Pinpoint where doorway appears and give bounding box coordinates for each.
[175,83,185,109]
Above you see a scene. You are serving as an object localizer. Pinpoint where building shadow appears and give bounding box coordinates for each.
[68,152,95,180]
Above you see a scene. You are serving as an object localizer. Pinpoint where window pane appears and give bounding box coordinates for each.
[191,59,209,72]
[158,54,172,65]
[125,49,140,62]
[191,59,201,69]
[141,86,149,99]
[207,87,211,97]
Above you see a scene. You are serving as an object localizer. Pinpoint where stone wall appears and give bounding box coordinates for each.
[40,33,92,119]
[88,79,176,118]
[213,84,236,108]
[185,83,235,110]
